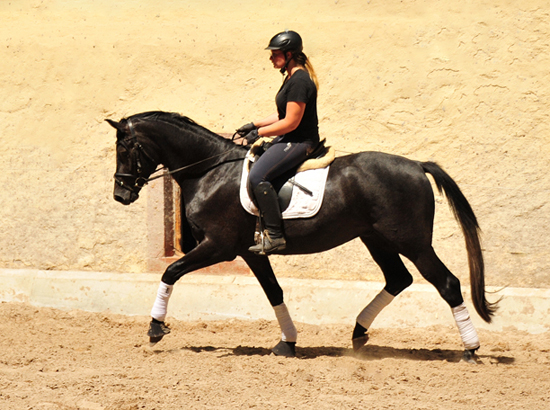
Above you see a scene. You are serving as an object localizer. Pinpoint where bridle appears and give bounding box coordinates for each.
[114,118,245,195]
[114,119,159,196]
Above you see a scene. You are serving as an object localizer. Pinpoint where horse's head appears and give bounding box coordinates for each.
[106,118,159,205]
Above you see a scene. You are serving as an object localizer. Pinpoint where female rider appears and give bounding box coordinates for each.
[237,30,320,255]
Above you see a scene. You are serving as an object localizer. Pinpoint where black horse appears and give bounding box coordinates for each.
[107,111,497,362]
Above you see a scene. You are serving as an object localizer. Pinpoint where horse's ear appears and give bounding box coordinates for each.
[105,119,124,132]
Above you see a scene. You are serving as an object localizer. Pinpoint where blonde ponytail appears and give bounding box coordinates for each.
[294,51,319,91]
[304,58,319,91]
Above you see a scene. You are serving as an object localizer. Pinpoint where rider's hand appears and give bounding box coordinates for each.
[236,122,257,137]
[244,129,260,145]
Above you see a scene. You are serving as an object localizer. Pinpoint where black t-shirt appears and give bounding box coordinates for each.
[275,69,319,144]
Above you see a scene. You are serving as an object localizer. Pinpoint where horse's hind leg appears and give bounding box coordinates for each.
[352,243,414,351]
[412,246,481,362]
[241,253,297,357]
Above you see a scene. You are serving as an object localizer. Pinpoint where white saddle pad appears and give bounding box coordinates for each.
[239,154,330,219]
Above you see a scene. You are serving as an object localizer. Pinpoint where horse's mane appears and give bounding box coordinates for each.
[128,111,225,140]
[128,111,200,128]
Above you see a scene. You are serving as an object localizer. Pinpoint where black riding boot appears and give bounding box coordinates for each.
[249,182,286,254]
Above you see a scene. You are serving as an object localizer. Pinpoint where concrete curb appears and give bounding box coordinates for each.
[1,268,548,334]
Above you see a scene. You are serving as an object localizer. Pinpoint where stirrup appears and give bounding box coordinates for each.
[249,231,286,255]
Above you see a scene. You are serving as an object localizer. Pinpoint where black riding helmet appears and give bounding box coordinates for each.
[266,30,303,74]
[265,30,303,52]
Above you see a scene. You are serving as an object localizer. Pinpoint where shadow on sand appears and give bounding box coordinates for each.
[156,343,514,364]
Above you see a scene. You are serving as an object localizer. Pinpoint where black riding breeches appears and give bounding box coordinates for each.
[248,140,315,190]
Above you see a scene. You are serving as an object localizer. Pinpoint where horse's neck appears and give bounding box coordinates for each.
[150,125,221,167]
[150,123,241,179]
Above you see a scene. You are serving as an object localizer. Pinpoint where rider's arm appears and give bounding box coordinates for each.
[258,101,305,138]
[253,113,279,128]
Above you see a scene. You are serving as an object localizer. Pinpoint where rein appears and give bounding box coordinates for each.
[146,147,244,183]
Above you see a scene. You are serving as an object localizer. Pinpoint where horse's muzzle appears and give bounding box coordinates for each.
[114,186,138,205]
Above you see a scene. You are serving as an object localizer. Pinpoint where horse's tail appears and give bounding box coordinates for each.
[420,161,498,323]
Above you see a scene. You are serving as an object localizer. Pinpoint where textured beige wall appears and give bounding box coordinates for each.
[1,1,548,288]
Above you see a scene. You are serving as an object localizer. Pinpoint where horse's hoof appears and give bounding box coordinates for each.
[271,340,296,357]
[462,348,480,364]
[352,335,370,352]
[352,323,369,352]
[147,319,171,343]
[149,335,164,345]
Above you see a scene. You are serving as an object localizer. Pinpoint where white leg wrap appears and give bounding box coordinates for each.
[273,303,297,343]
[452,303,480,350]
[356,289,395,330]
[150,282,174,322]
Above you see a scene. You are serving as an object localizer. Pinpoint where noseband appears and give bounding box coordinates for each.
[114,119,157,195]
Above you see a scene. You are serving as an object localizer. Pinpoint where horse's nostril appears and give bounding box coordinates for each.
[114,193,129,205]
[114,190,138,205]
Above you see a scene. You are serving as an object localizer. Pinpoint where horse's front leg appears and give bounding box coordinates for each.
[241,253,297,357]
[148,239,232,344]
